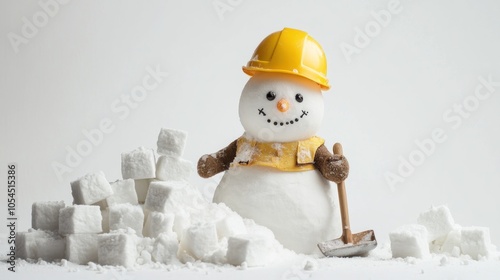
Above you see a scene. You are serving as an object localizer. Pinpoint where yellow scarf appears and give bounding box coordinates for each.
[233,135,325,172]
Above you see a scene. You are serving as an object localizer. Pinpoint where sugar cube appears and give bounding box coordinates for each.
[32,201,65,231]
[152,232,179,264]
[109,204,144,235]
[180,222,218,260]
[216,214,247,239]
[227,234,276,267]
[389,224,430,259]
[16,230,65,261]
[59,205,102,235]
[156,128,187,157]
[71,171,113,205]
[134,179,152,203]
[139,204,150,225]
[155,155,193,182]
[121,147,156,179]
[144,181,188,213]
[36,235,66,261]
[16,231,41,259]
[98,232,137,268]
[101,209,110,233]
[92,199,108,210]
[65,234,98,264]
[173,211,191,241]
[136,237,154,265]
[106,179,138,206]
[440,225,462,255]
[460,226,492,260]
[417,205,455,241]
[143,211,175,238]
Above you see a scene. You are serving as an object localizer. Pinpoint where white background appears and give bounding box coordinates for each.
[1,0,499,253]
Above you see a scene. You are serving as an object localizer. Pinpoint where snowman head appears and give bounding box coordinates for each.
[239,72,324,143]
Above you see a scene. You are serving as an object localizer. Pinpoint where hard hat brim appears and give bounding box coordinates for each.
[242,66,331,91]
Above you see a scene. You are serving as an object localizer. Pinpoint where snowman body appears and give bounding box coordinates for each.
[212,72,341,254]
[214,160,340,255]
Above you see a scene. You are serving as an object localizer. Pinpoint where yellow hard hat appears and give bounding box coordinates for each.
[242,27,330,90]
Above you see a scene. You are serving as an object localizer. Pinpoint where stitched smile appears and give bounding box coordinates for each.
[258,108,309,126]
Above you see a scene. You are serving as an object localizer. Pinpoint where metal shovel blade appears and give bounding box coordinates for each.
[318,230,377,257]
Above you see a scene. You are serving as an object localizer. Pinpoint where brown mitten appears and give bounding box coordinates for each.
[314,144,349,183]
[197,140,237,178]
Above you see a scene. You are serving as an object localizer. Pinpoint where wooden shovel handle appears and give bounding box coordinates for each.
[333,143,353,244]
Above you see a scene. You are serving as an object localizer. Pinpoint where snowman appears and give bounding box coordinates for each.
[198,28,349,254]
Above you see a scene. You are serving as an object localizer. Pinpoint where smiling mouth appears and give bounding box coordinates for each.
[258,108,309,126]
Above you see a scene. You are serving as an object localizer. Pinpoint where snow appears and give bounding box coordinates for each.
[271,143,283,153]
[7,201,500,276]
[179,222,219,260]
[151,233,180,264]
[214,166,340,255]
[216,214,247,239]
[143,211,175,238]
[3,242,499,279]
[9,129,499,279]
[226,234,277,267]
[297,148,313,163]
[232,135,255,164]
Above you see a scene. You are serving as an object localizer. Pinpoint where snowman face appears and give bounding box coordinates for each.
[239,72,324,142]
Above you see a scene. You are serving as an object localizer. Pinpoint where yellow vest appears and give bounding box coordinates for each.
[233,135,325,172]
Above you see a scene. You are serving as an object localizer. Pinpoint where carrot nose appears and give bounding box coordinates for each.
[277,99,289,112]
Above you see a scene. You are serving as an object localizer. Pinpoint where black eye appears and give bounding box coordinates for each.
[295,93,303,103]
[266,91,276,101]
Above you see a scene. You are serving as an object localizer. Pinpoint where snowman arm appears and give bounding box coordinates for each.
[197,140,238,178]
[314,144,349,183]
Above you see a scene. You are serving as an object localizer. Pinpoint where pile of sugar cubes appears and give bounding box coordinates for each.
[16,128,283,268]
[389,205,496,260]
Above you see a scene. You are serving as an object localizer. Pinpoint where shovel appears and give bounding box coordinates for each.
[317,142,377,257]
